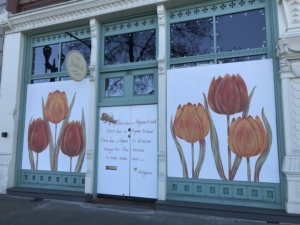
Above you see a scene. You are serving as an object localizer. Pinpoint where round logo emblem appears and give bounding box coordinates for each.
[66,50,87,82]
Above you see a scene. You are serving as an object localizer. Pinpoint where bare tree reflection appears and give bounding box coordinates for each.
[105,77,124,97]
[104,30,156,65]
[171,18,214,58]
[134,74,154,95]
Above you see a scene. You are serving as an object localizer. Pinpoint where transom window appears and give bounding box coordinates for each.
[30,26,91,83]
[168,0,268,68]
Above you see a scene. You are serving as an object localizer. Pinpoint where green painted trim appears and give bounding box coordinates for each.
[99,68,158,107]
[31,26,91,46]
[14,34,31,187]
[265,0,286,210]
[167,177,282,209]
[20,169,85,192]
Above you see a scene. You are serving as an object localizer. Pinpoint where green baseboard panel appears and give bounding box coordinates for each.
[19,169,85,192]
[167,177,282,210]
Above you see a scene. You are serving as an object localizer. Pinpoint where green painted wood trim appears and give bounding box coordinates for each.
[14,34,31,187]
[31,26,91,46]
[265,0,286,210]
[20,169,85,192]
[167,177,281,209]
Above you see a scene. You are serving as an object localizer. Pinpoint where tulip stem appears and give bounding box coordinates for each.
[247,157,251,181]
[191,143,194,178]
[227,115,231,178]
[54,124,57,170]
[36,153,39,170]
[70,157,72,172]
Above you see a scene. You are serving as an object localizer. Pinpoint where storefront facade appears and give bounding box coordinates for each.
[0,0,299,214]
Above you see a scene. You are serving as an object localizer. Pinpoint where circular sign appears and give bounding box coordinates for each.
[66,50,87,82]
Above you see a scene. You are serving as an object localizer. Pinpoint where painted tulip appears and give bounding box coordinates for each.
[174,102,210,143]
[28,118,50,153]
[60,121,84,158]
[208,74,248,115]
[44,90,68,124]
[228,116,268,157]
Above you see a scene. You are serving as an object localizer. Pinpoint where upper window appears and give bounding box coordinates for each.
[30,27,91,82]
[168,0,268,68]
[101,16,157,71]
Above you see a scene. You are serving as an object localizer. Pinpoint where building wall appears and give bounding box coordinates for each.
[0,0,299,214]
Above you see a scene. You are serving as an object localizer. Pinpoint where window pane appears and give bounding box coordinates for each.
[171,60,213,69]
[134,74,154,95]
[216,9,266,52]
[170,17,213,58]
[105,77,124,97]
[30,78,58,84]
[61,39,91,72]
[104,29,156,65]
[217,55,267,64]
[32,44,59,75]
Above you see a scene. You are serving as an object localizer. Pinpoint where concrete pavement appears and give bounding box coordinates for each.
[0,195,298,225]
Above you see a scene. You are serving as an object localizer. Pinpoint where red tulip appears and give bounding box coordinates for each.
[208,74,248,115]
[28,118,50,153]
[60,121,84,157]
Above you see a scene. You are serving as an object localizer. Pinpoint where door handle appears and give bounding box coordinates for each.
[128,128,131,132]
[128,134,131,138]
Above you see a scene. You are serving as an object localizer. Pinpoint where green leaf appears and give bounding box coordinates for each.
[203,94,227,180]
[254,108,272,182]
[194,139,206,178]
[243,86,256,117]
[75,108,86,172]
[229,155,242,180]
[170,116,188,178]
[27,118,35,170]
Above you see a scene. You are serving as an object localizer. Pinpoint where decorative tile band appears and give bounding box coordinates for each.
[0,154,12,166]
[169,0,265,21]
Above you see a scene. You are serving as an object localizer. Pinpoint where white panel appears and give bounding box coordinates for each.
[97,106,131,196]
[130,104,158,199]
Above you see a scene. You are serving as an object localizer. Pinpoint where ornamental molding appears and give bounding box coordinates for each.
[0,154,12,166]
[0,0,168,34]
[89,64,96,81]
[282,156,300,174]
[278,0,300,36]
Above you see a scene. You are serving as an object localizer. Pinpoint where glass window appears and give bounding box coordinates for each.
[133,74,154,95]
[104,29,156,65]
[61,39,91,72]
[171,60,213,69]
[216,9,266,53]
[217,55,266,64]
[32,44,59,75]
[105,77,125,97]
[170,17,213,58]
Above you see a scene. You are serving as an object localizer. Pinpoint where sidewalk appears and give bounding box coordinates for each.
[0,195,298,225]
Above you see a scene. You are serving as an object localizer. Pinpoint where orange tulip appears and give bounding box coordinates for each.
[60,121,84,157]
[208,74,248,115]
[174,102,210,143]
[28,118,50,153]
[228,116,268,157]
[44,90,68,124]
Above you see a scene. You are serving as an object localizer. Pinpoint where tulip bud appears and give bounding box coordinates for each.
[228,116,268,157]
[44,90,68,124]
[28,118,50,153]
[208,74,248,115]
[60,121,84,157]
[174,102,210,143]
